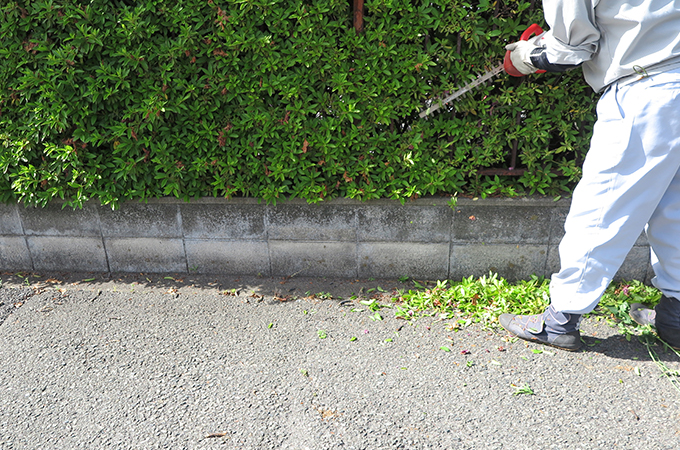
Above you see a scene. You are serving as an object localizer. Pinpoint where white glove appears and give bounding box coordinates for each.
[505,40,539,76]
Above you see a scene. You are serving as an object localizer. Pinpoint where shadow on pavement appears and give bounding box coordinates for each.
[3,270,679,366]
[1,270,412,299]
[579,333,680,363]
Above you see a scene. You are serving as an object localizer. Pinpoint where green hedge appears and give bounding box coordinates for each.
[0,0,597,208]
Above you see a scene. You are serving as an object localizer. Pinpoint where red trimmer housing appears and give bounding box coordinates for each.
[504,23,547,77]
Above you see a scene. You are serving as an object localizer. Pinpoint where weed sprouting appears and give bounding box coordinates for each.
[512,383,534,396]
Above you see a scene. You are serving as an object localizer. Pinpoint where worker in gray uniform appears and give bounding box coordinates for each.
[500,0,680,351]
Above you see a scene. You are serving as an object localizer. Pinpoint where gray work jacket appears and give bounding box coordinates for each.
[541,0,680,92]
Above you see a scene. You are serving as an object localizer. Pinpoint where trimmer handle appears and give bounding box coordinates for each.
[520,23,544,42]
[504,23,547,77]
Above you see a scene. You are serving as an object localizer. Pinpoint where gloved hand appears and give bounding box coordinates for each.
[503,30,547,77]
[504,40,539,76]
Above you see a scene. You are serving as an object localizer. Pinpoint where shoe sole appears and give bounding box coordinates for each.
[628,305,680,350]
[629,303,655,328]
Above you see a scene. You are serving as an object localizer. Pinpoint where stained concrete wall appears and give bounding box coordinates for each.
[0,197,653,281]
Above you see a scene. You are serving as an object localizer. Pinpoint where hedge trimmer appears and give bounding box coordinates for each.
[419,24,544,119]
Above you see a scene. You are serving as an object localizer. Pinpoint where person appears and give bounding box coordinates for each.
[499,0,680,351]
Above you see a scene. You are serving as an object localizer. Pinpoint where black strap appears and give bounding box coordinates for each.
[530,47,580,73]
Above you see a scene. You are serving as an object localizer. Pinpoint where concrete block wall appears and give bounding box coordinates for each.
[0,197,653,281]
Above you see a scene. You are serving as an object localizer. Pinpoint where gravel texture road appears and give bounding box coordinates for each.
[0,272,679,449]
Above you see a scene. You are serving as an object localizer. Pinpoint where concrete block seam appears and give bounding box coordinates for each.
[0,236,33,271]
[17,204,35,271]
[544,244,555,279]
[447,206,455,279]
[543,205,560,277]
[95,203,111,273]
[177,204,190,273]
[265,203,273,279]
[354,207,360,279]
[0,198,655,280]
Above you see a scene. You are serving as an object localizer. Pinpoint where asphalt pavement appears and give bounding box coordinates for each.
[0,271,679,449]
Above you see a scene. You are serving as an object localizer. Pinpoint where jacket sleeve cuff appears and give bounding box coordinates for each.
[530,47,581,73]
